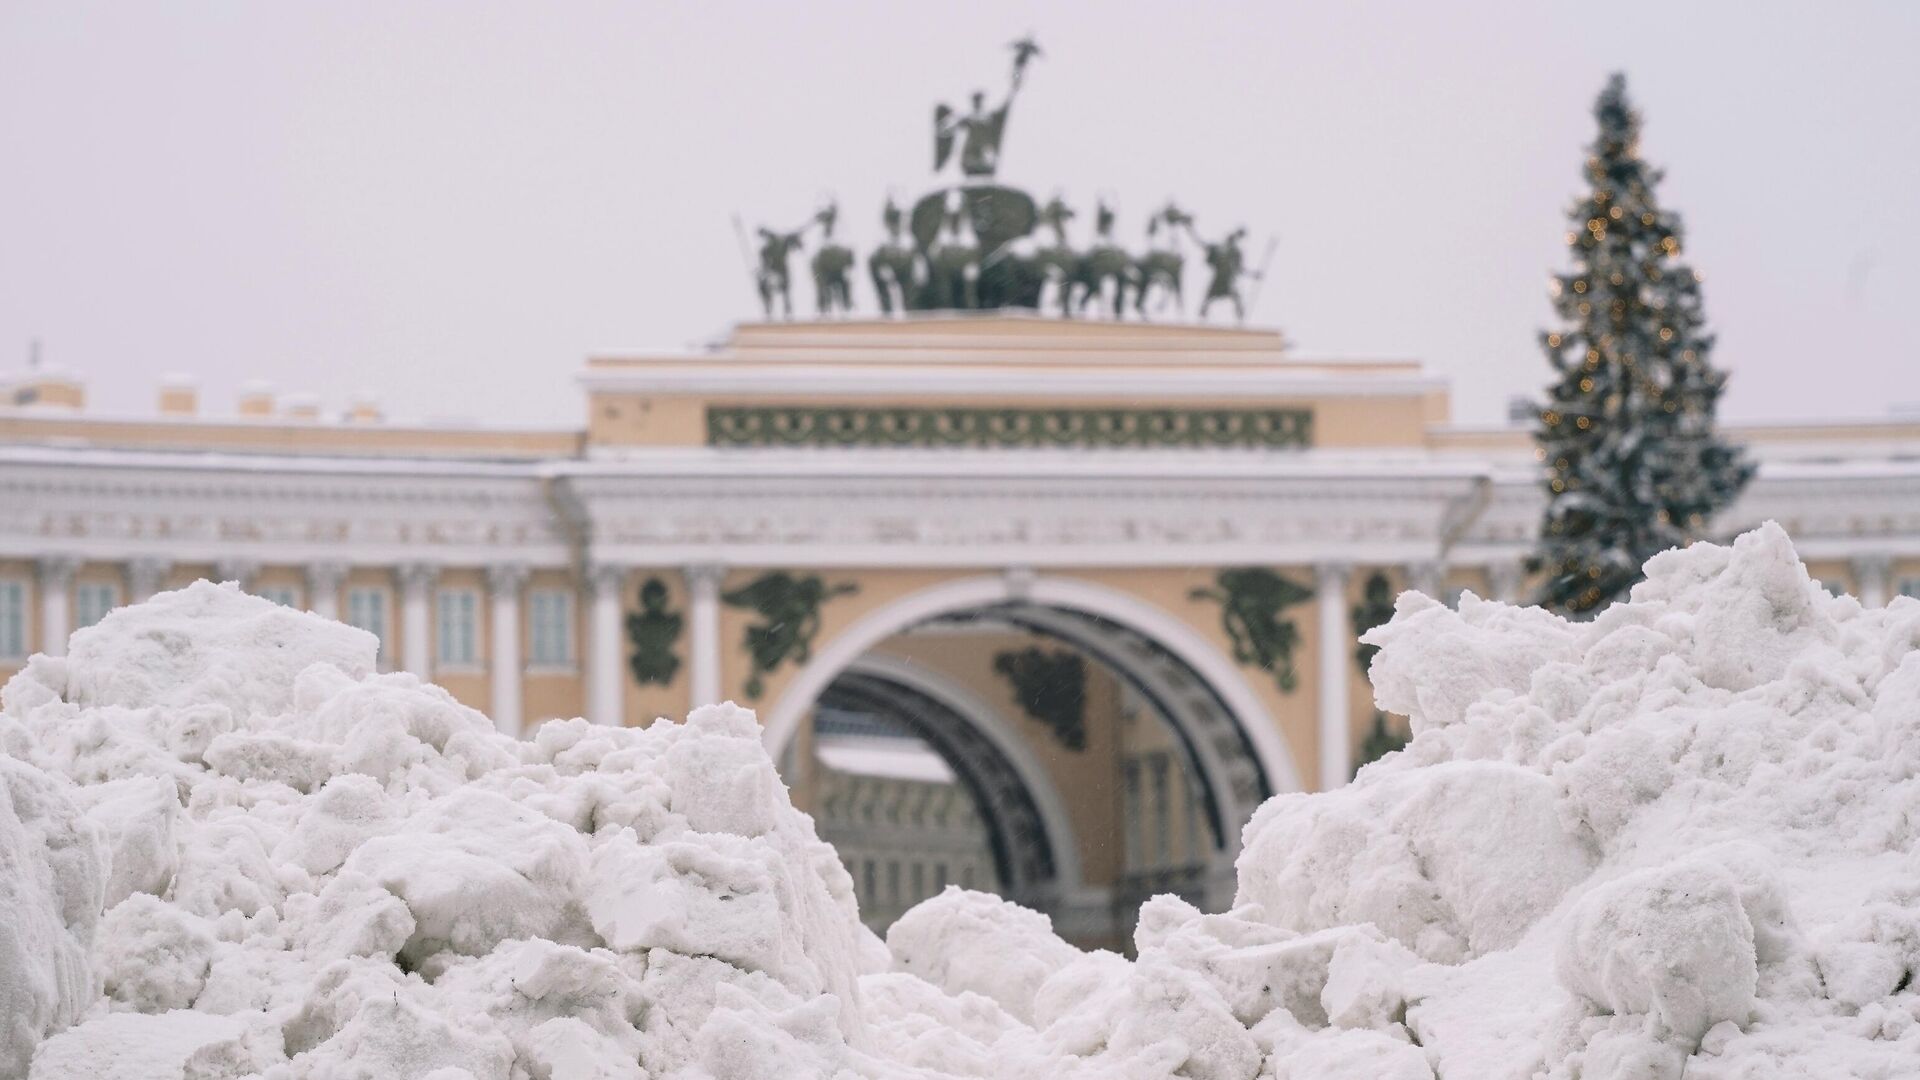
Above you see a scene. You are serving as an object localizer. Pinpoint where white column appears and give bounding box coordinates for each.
[214,558,258,592]
[397,563,437,678]
[587,564,626,726]
[126,557,172,604]
[487,563,528,737]
[686,564,725,710]
[36,556,77,657]
[1487,559,1527,605]
[1406,560,1447,602]
[306,562,347,621]
[1316,562,1352,792]
[1852,555,1892,608]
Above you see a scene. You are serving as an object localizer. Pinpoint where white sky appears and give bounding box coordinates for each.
[2,2,1915,428]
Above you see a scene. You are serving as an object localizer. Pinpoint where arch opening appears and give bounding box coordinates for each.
[767,574,1296,948]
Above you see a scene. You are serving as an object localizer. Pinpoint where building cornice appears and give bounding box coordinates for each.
[577,364,1448,399]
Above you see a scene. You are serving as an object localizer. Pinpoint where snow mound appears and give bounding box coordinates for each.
[5,526,1920,1079]
[3,582,878,1079]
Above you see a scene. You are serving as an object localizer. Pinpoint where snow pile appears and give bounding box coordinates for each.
[2,582,882,1079]
[5,523,1920,1079]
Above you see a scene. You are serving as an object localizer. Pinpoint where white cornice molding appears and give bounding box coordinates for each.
[5,444,1920,570]
[577,364,1448,399]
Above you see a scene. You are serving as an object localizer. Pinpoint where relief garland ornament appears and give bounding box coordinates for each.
[707,405,1312,450]
[1191,568,1314,693]
[722,572,859,698]
[624,577,683,686]
[992,646,1088,752]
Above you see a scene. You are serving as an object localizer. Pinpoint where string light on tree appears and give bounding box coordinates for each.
[1528,73,1753,617]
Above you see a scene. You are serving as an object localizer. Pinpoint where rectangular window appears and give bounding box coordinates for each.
[437,588,479,668]
[75,582,120,629]
[528,588,574,668]
[256,585,298,608]
[0,580,26,660]
[346,587,390,666]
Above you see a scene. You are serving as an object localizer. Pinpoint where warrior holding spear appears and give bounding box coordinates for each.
[1188,223,1276,323]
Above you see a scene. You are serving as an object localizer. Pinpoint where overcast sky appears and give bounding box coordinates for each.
[2,2,1915,427]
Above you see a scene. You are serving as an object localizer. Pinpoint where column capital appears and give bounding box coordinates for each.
[682,563,727,590]
[1003,565,1037,602]
[587,563,627,594]
[396,562,439,593]
[485,562,530,594]
[1404,559,1447,599]
[35,554,79,587]
[305,561,349,591]
[1313,561,1351,588]
[126,557,173,600]
[215,557,259,588]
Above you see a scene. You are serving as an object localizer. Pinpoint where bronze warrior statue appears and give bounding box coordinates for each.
[809,201,855,316]
[754,224,808,320]
[1134,202,1190,319]
[1075,199,1136,319]
[1033,194,1080,317]
[933,37,1040,181]
[1191,223,1258,323]
[868,198,918,316]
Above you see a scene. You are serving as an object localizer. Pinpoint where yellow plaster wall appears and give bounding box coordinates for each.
[1804,559,1853,599]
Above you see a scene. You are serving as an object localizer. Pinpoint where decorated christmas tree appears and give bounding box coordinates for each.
[1533,73,1753,616]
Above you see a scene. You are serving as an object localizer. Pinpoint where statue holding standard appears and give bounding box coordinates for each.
[934,36,1040,181]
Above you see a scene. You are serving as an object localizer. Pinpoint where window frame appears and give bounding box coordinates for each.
[74,580,121,630]
[436,586,482,671]
[345,585,392,670]
[256,584,300,609]
[526,586,576,671]
[0,578,27,661]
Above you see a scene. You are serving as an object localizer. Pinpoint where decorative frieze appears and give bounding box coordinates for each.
[706,405,1313,450]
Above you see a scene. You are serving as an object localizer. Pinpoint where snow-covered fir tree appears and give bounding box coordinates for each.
[1533,73,1753,616]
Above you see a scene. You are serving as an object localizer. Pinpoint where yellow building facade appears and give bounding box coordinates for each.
[5,316,1919,944]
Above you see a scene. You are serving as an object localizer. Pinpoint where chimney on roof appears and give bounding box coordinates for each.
[237,380,275,418]
[9,367,85,411]
[345,393,382,424]
[158,373,198,417]
[281,392,321,421]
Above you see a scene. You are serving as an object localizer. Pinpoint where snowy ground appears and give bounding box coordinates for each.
[3,522,1918,1079]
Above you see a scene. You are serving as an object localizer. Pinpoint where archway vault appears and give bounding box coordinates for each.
[763,572,1301,860]
[824,654,1083,901]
